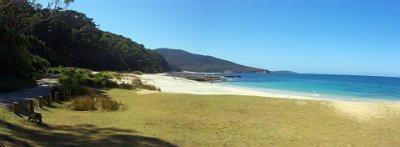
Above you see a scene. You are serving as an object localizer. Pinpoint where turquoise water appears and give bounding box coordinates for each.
[220,73,400,101]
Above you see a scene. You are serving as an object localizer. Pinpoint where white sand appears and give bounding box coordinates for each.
[137,73,400,121]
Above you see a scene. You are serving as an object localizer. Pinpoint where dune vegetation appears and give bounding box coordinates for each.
[1,89,400,146]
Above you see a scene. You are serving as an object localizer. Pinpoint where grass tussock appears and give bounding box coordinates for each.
[98,98,121,111]
[138,84,158,91]
[130,78,160,91]
[70,96,97,111]
[113,73,123,80]
[132,71,143,75]
[70,96,121,111]
[118,82,134,90]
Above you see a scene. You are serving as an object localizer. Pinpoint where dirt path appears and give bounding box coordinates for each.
[0,76,59,105]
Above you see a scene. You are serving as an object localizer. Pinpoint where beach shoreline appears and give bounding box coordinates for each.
[138,73,316,100]
[138,73,400,121]
[138,73,399,102]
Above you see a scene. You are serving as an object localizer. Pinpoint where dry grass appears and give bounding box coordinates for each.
[1,89,400,146]
[69,96,122,112]
[70,96,97,111]
[97,98,121,111]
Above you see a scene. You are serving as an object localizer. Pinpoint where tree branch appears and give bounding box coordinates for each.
[0,0,24,8]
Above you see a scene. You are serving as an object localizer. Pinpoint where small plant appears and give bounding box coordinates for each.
[132,71,143,75]
[97,98,121,111]
[70,95,122,112]
[138,84,158,91]
[70,96,97,111]
[131,78,142,85]
[119,82,134,90]
[113,73,123,80]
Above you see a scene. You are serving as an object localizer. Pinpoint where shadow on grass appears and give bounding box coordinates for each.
[0,120,177,147]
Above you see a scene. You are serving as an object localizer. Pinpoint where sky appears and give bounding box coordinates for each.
[43,0,400,77]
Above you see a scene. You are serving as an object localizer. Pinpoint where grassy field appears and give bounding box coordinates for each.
[1,89,400,146]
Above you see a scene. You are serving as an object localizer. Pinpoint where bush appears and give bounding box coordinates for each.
[70,96,97,111]
[47,67,91,75]
[31,54,50,78]
[113,73,123,80]
[70,96,121,111]
[119,83,134,90]
[131,78,142,85]
[132,71,143,75]
[98,98,121,111]
[129,78,160,91]
[138,84,158,91]
[56,67,120,95]
[58,70,85,95]
[97,72,113,79]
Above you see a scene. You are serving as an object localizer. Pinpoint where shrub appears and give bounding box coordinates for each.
[97,72,113,79]
[131,78,142,85]
[70,96,97,111]
[132,71,143,75]
[56,67,120,95]
[58,71,84,95]
[70,96,121,111]
[31,54,50,78]
[113,73,123,80]
[97,98,121,111]
[138,84,158,91]
[119,83,134,90]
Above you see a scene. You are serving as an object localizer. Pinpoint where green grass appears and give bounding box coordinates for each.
[1,89,400,146]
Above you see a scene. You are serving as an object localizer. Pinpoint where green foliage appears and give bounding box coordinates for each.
[155,48,269,73]
[0,23,38,92]
[0,1,170,93]
[47,67,90,75]
[30,54,51,77]
[56,68,119,95]
[30,10,170,73]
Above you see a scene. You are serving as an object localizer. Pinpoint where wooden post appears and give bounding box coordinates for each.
[38,96,44,109]
[55,92,59,101]
[13,102,18,114]
[29,99,35,112]
[48,93,52,105]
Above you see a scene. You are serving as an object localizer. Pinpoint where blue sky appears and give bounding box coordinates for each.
[46,0,400,77]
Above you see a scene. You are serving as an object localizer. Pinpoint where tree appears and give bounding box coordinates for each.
[0,0,74,33]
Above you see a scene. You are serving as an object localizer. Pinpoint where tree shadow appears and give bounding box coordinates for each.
[0,120,177,147]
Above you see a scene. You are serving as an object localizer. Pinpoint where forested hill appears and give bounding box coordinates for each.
[155,48,269,73]
[29,10,170,72]
[0,1,169,92]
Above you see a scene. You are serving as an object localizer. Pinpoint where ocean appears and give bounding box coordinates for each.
[219,73,400,101]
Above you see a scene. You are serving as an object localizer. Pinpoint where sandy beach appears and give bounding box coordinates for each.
[138,73,313,99]
[138,73,400,121]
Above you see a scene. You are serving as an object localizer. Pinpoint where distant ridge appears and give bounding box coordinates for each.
[154,48,269,73]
